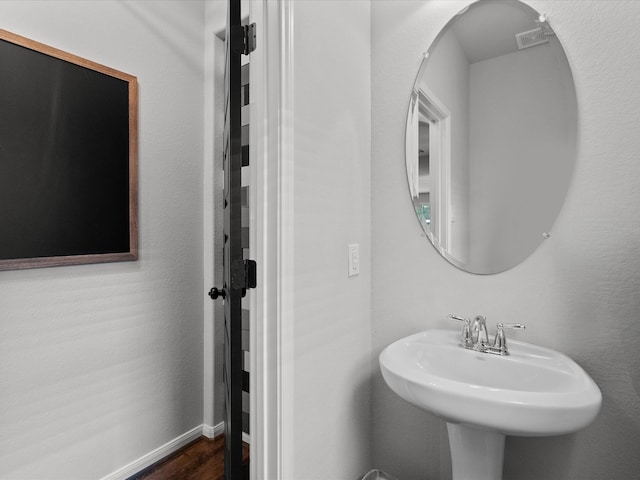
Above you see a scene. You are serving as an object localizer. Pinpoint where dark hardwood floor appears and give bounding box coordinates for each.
[128,435,249,480]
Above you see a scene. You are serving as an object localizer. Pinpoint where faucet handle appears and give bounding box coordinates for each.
[498,322,526,330]
[447,314,474,347]
[493,322,526,354]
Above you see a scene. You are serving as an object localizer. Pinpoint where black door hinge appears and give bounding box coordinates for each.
[244,23,257,55]
[241,259,256,298]
[239,259,256,298]
[244,259,257,290]
[231,23,256,55]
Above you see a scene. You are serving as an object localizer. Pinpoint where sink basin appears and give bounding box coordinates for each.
[380,329,601,479]
[380,329,601,436]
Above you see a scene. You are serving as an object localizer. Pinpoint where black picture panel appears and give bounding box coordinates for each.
[0,30,138,270]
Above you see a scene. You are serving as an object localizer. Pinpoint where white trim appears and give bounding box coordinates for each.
[100,423,250,480]
[423,88,450,250]
[413,87,452,253]
[250,0,295,478]
[98,425,203,480]
[202,422,225,439]
[203,421,251,445]
[249,2,267,478]
[278,1,295,478]
[406,91,420,199]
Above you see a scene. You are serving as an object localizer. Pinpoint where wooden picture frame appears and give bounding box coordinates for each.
[0,29,138,270]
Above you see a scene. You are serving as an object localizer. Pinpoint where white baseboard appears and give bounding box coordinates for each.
[99,422,250,480]
[204,421,251,445]
[202,421,225,438]
[98,425,204,480]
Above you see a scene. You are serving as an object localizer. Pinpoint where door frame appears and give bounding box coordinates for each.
[249,0,295,478]
[416,87,452,253]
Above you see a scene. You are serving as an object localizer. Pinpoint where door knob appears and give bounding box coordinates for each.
[208,287,225,300]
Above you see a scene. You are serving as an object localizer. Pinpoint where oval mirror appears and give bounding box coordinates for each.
[406,0,577,274]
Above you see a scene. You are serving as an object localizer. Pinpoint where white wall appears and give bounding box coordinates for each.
[372,1,640,479]
[0,2,205,479]
[290,1,372,478]
[469,41,577,273]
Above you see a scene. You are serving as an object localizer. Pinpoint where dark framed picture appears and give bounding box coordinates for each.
[0,29,138,270]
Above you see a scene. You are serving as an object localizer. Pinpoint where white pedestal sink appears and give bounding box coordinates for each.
[379,329,601,480]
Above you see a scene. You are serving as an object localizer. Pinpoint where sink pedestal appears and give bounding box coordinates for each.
[447,423,505,480]
[380,330,602,480]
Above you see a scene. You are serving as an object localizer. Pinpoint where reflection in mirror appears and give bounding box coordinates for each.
[418,120,430,221]
[406,0,577,274]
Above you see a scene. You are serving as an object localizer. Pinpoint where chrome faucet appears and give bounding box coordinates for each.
[447,314,526,355]
[471,315,489,346]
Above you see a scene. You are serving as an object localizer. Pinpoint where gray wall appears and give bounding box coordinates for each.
[0,1,205,478]
[372,1,640,479]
